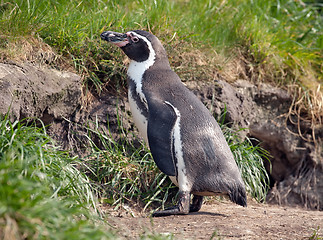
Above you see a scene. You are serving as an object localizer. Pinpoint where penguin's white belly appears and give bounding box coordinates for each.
[128,90,148,144]
[164,101,191,192]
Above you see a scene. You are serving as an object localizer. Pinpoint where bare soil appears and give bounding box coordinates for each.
[105,199,322,239]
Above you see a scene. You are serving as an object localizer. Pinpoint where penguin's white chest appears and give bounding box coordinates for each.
[125,33,190,192]
[128,89,148,144]
[126,32,156,145]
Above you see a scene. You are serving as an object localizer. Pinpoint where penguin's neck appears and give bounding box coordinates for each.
[128,58,155,86]
[127,59,156,145]
[127,52,155,105]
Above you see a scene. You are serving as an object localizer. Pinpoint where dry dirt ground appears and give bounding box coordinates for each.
[105,199,322,240]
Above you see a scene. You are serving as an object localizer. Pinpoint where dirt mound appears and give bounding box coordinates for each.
[0,62,81,123]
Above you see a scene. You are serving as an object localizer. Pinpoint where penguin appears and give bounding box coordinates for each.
[100,30,247,217]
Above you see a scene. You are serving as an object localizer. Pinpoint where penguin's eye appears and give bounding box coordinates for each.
[132,36,139,43]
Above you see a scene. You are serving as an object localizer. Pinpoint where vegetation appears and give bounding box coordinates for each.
[79,116,176,211]
[0,114,115,239]
[0,0,321,123]
[0,0,321,238]
[1,0,321,86]
[218,112,270,203]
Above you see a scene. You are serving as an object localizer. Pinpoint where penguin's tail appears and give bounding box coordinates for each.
[228,183,247,207]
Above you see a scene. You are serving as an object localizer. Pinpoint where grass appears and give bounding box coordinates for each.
[217,108,270,202]
[1,0,321,85]
[0,113,115,239]
[309,226,322,240]
[224,128,270,202]
[67,113,177,212]
[0,0,321,124]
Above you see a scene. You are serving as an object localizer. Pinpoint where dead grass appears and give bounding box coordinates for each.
[286,84,323,144]
[0,36,73,71]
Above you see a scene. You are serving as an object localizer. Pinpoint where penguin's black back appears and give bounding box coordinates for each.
[142,66,247,206]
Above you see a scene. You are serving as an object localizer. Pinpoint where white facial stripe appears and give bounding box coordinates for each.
[127,31,156,108]
[165,101,190,192]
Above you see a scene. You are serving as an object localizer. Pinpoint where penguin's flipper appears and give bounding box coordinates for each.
[147,100,177,176]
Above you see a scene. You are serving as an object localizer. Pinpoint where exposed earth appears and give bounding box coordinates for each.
[105,199,322,239]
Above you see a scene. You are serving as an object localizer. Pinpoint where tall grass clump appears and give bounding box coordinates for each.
[218,110,271,202]
[0,0,47,36]
[228,131,270,202]
[0,114,114,239]
[76,114,176,211]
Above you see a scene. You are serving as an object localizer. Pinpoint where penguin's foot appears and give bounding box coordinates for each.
[152,206,187,217]
[152,191,190,217]
[189,195,203,213]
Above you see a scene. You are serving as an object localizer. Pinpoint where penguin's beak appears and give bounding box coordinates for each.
[101,31,129,47]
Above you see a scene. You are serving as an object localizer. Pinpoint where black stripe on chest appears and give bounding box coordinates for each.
[128,78,148,118]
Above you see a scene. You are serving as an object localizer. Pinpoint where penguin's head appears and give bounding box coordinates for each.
[101,30,167,63]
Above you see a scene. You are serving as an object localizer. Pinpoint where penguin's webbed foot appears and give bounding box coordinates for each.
[152,206,188,217]
[189,195,203,213]
[152,191,190,217]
